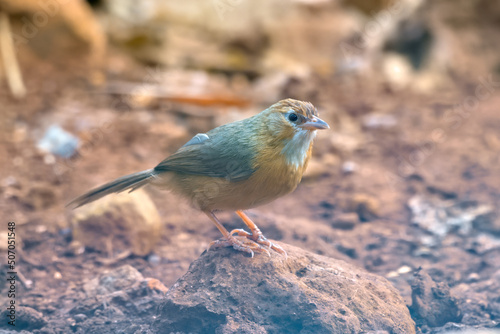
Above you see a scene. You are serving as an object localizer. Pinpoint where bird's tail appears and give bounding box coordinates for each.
[67,169,155,209]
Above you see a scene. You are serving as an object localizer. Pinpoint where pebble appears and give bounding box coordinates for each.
[466,273,480,283]
[397,265,412,274]
[37,125,79,158]
[342,161,358,174]
[70,189,162,256]
[331,212,359,230]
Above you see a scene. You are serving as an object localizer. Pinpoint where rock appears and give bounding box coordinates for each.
[37,125,79,159]
[153,243,415,334]
[451,269,500,328]
[0,306,47,331]
[408,195,493,238]
[70,189,162,256]
[342,161,358,174]
[472,211,500,236]
[70,265,166,332]
[381,53,414,89]
[465,234,500,255]
[409,270,462,327]
[330,212,359,230]
[83,265,144,297]
[349,193,380,222]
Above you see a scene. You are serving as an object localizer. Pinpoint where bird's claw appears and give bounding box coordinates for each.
[208,235,271,257]
[228,228,286,258]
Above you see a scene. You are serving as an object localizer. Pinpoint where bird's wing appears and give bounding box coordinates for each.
[154,126,257,182]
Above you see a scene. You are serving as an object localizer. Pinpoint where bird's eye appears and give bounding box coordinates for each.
[288,113,298,122]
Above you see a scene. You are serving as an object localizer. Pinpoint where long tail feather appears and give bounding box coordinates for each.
[67,169,155,208]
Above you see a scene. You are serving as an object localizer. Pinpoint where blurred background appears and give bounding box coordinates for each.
[1,0,500,332]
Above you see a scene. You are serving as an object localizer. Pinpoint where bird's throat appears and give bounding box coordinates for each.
[281,130,316,169]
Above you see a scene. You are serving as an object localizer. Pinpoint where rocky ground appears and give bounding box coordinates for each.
[1,0,500,333]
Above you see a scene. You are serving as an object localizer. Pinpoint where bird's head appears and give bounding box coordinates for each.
[258,99,329,168]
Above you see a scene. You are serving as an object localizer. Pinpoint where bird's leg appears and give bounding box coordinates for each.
[204,211,270,257]
[231,210,287,257]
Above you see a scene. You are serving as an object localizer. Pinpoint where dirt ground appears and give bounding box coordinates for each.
[1,1,500,333]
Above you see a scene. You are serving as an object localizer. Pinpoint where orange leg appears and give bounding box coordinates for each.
[231,210,287,257]
[204,211,270,257]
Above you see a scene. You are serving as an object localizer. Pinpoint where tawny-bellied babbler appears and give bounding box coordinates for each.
[68,99,329,257]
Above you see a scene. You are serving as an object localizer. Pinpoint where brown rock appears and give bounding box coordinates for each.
[331,212,359,230]
[409,270,462,327]
[68,265,166,332]
[83,265,144,297]
[153,243,415,333]
[349,193,380,222]
[69,189,162,256]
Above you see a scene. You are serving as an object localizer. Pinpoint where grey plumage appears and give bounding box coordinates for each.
[154,116,258,182]
[67,169,155,208]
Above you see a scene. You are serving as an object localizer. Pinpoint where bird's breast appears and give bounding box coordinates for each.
[242,134,313,208]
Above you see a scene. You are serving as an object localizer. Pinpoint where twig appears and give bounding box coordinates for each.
[0,11,26,98]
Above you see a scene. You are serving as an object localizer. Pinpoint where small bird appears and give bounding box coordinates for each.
[68,99,329,257]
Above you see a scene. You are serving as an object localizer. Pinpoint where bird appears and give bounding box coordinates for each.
[68,99,329,257]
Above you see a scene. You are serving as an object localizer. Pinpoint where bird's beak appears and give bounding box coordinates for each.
[299,115,330,130]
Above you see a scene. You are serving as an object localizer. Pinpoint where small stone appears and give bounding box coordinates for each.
[409,270,462,327]
[413,247,433,257]
[148,253,161,266]
[35,225,47,233]
[420,235,438,248]
[397,265,412,274]
[342,161,358,174]
[381,53,413,90]
[54,272,62,279]
[70,189,162,256]
[73,314,87,323]
[84,265,144,297]
[37,125,79,158]
[466,273,480,283]
[349,194,380,222]
[69,240,85,256]
[387,271,399,278]
[331,212,359,230]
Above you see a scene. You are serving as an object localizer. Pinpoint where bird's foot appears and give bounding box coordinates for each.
[229,228,287,258]
[208,235,271,258]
